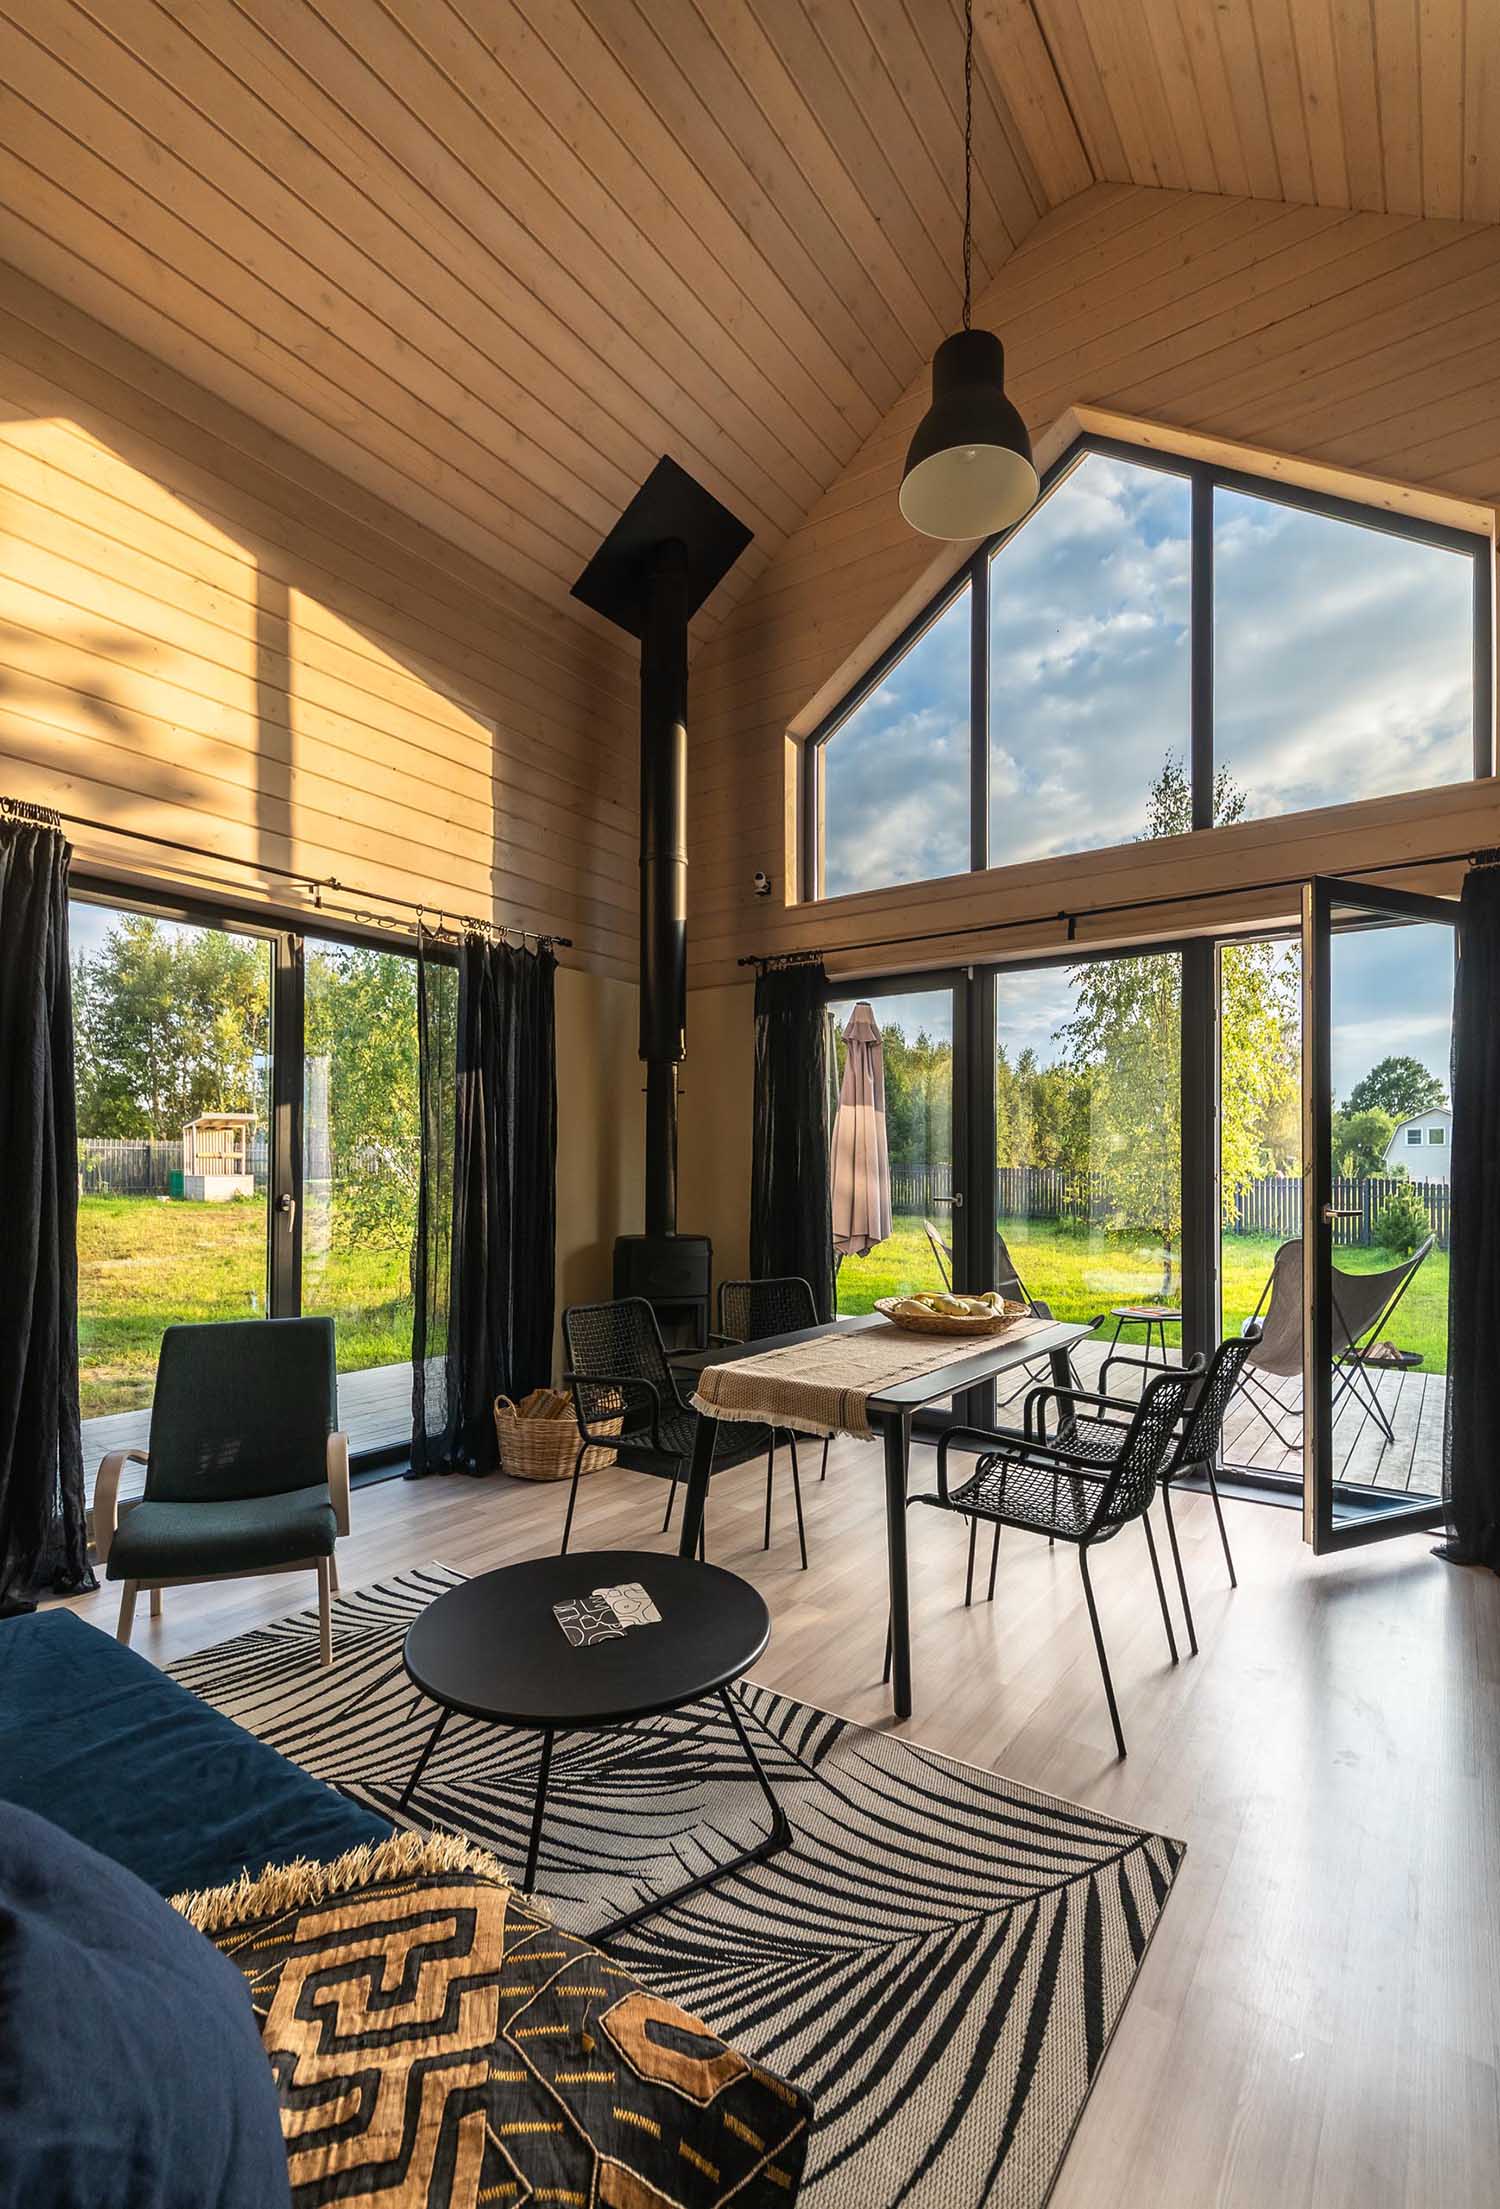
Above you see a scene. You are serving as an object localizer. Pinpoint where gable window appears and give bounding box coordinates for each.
[1407,1126,1425,1145]
[1429,1126,1446,1144]
[802,436,1490,900]
[818,579,972,899]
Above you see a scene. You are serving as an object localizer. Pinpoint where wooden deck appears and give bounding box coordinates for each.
[1067,1339,1445,1499]
[82,1359,413,1506]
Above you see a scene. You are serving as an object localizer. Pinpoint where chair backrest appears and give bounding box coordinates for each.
[1243,1239,1304,1377]
[922,1221,954,1290]
[718,1277,817,1344]
[146,1318,336,1503]
[1329,1235,1435,1348]
[1173,1334,1258,1472]
[1108,1367,1202,1521]
[994,1228,1034,1306]
[1248,1233,1435,1379]
[563,1298,673,1394]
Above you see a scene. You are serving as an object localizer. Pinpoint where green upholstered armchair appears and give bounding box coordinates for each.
[93,1318,350,1666]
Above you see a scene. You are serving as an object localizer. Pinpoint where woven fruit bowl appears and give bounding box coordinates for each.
[873,1296,1028,1338]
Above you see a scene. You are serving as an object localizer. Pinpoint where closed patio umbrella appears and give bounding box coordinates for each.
[831,1002,892,1258]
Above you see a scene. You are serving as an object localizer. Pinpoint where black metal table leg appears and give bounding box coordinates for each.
[592,1689,793,1947]
[677,1410,716,1560]
[522,1728,555,1892]
[397,1703,451,1814]
[881,1411,913,1720]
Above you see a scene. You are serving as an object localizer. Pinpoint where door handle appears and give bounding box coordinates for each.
[277,1193,297,1228]
[950,1190,964,1208]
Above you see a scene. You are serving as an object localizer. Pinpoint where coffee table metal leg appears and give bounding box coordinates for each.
[591,1691,793,1948]
[398,1703,450,1814]
[523,1728,555,1893]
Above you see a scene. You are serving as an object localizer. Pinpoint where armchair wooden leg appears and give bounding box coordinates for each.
[149,1587,162,1619]
[317,1558,333,1666]
[116,1581,139,1646]
[329,1551,340,1594]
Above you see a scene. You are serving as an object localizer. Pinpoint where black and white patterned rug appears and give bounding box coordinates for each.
[170,1567,1183,2209]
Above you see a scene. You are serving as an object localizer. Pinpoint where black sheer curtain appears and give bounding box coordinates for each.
[750,958,836,1323]
[1438,864,1500,1572]
[0,806,93,1610]
[411,932,557,1475]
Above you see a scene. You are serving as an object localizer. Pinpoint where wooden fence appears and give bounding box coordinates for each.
[888,1161,1451,1249]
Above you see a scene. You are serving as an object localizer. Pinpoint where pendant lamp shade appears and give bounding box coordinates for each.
[899,330,1038,542]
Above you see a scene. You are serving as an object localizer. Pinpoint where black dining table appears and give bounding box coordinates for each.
[670,1313,1091,1720]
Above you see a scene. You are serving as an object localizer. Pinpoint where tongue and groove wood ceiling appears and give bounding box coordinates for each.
[1,0,1493,649]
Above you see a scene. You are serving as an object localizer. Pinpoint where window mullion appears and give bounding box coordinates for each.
[1191,467,1214,832]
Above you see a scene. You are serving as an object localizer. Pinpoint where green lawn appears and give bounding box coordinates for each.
[837,1215,1450,1370]
[77,1193,412,1417]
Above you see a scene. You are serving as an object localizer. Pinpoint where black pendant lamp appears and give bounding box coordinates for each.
[899,0,1038,542]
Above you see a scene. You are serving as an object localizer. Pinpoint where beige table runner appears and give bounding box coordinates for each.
[690,1315,1053,1440]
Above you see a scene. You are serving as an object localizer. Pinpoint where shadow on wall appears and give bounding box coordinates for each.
[553,964,644,1377]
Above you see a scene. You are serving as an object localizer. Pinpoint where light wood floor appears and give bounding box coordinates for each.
[55,1435,1499,2208]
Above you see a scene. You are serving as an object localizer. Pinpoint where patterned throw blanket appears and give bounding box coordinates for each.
[690,1315,1051,1439]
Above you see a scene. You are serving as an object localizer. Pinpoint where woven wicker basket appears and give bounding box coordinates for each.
[873,1296,1029,1338]
[493,1393,620,1482]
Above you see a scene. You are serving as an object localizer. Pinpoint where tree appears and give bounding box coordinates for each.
[303,946,421,1262]
[1058,754,1301,1286]
[74,915,269,1138]
[1345,1054,1446,1121]
[1330,1105,1395,1179]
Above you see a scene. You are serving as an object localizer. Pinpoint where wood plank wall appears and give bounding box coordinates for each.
[0,268,640,979]
[687,181,1500,991]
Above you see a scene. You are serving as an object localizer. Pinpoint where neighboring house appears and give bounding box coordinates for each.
[1384,1108,1452,1181]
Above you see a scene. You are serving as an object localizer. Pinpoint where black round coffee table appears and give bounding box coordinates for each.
[398,1551,789,1940]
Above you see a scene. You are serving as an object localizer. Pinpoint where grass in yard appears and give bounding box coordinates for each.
[77,1193,412,1417]
[836,1216,1449,1370]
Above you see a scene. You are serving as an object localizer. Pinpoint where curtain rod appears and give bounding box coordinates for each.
[1,795,572,950]
[736,842,1485,968]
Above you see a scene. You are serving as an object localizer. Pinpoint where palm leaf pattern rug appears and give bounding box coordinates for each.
[171,1567,1182,2208]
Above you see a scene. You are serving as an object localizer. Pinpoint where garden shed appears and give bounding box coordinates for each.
[179,1112,256,1202]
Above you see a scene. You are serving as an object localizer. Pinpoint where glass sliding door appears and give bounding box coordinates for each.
[1303,880,1455,1548]
[827,981,964,1315]
[71,895,273,1496]
[302,939,423,1458]
[995,951,1184,1348]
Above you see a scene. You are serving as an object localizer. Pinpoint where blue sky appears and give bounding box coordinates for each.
[823,451,1473,893]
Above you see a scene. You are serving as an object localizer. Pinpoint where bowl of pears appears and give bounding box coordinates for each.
[872,1290,1029,1337]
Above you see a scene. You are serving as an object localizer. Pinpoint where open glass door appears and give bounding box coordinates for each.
[1303,878,1456,1550]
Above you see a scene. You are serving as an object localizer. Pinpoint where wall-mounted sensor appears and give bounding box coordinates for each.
[753,871,773,897]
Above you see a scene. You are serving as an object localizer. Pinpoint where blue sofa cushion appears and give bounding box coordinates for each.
[0,1799,292,2209]
[0,1610,389,1896]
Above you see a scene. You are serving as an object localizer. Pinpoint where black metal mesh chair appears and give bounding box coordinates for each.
[1025,1333,1253,1655]
[561,1298,777,1561]
[914,1365,1201,1757]
[716,1278,827,1544]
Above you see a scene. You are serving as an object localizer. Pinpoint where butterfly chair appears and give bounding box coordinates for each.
[562,1298,783,1562]
[926,1217,1104,1429]
[92,1317,349,1666]
[1235,1236,1434,1457]
[716,1277,828,1563]
[909,1365,1201,1758]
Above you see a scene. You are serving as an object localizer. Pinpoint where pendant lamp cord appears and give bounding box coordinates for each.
[962,0,974,330]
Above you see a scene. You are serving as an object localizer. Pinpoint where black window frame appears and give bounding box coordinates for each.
[800,432,1494,901]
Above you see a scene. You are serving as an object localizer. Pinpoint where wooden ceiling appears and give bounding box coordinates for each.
[0,0,1492,646]
[998,0,1500,222]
